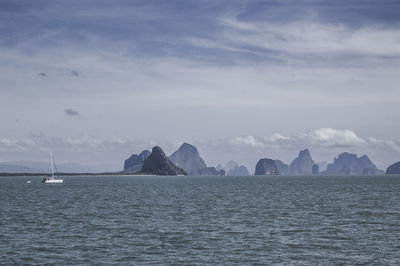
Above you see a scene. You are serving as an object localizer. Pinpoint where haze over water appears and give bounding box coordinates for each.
[1,175,400,264]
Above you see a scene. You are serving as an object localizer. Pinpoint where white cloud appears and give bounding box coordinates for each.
[229,128,366,149]
[0,138,25,151]
[67,135,103,146]
[1,138,12,145]
[306,128,366,146]
[218,16,400,61]
[264,133,288,142]
[229,135,264,147]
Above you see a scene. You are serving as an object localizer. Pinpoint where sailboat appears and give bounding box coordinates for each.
[41,152,63,183]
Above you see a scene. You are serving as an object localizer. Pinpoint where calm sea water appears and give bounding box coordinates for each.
[1,175,400,265]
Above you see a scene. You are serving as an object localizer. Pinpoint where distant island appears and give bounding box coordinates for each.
[1,142,399,176]
[386,162,400,175]
[120,143,396,176]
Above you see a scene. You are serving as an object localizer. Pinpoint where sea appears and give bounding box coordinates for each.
[1,175,400,265]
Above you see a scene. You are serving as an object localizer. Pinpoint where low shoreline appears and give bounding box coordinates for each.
[0,172,143,176]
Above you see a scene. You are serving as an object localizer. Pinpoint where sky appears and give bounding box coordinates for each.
[1,0,400,171]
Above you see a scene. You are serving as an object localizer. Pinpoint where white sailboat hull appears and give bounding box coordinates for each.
[43,178,63,183]
[42,152,63,183]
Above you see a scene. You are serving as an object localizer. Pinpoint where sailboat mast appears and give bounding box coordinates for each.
[50,152,54,178]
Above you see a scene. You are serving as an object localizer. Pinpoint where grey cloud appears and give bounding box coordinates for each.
[0,2,399,170]
[64,109,80,116]
[38,72,47,77]
[71,71,79,77]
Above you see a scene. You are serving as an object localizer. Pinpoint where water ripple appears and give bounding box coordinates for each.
[1,175,400,264]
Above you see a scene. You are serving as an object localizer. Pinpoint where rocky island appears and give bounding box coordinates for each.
[254,159,279,175]
[169,142,207,175]
[169,142,224,176]
[386,161,400,175]
[124,150,151,173]
[140,146,187,175]
[323,152,383,175]
[288,149,318,175]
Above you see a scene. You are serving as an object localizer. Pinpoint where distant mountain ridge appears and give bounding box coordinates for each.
[0,164,43,173]
[0,161,121,173]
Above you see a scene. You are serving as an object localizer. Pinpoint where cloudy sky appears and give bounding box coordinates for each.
[1,0,399,170]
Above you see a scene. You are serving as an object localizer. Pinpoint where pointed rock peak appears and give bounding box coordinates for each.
[169,142,207,175]
[359,154,370,161]
[139,149,151,156]
[298,149,311,158]
[178,142,199,153]
[141,146,187,175]
[151,146,166,157]
[181,142,195,148]
[137,150,151,162]
[126,154,138,161]
[289,149,314,175]
[124,149,151,172]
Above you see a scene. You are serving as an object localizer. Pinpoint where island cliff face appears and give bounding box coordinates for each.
[169,143,207,175]
[325,152,382,175]
[141,146,187,176]
[124,150,151,173]
[274,160,289,175]
[386,161,400,175]
[169,142,224,176]
[254,159,279,175]
[289,149,315,175]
